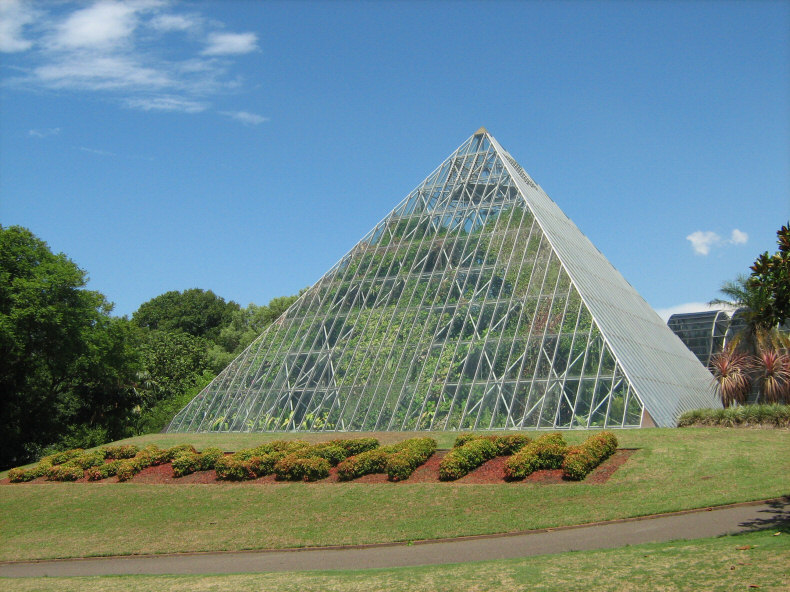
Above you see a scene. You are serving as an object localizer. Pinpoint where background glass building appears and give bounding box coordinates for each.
[168,129,719,433]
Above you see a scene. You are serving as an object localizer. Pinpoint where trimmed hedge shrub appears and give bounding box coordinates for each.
[562,432,618,481]
[385,437,437,481]
[46,463,84,481]
[197,447,224,471]
[171,452,200,477]
[8,461,51,483]
[274,454,331,482]
[330,437,379,456]
[336,448,389,481]
[439,438,498,481]
[451,434,531,456]
[73,451,105,470]
[504,432,568,481]
[86,460,122,481]
[45,449,84,465]
[336,438,437,482]
[101,444,139,460]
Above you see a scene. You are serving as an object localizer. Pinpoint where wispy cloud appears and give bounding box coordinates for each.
[686,228,748,255]
[220,110,268,125]
[79,146,116,156]
[203,32,258,55]
[29,127,61,138]
[125,95,207,113]
[149,13,200,33]
[3,1,262,121]
[0,0,38,52]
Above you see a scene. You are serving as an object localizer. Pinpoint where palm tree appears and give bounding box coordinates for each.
[710,275,775,353]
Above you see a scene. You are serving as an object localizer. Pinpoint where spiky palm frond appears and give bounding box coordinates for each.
[709,350,753,408]
[754,349,790,404]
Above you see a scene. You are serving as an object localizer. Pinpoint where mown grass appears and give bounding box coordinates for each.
[1,428,788,561]
[2,527,788,591]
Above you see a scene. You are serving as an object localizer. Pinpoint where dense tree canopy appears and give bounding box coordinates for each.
[0,226,140,467]
[749,222,790,329]
[0,225,301,468]
[132,288,240,341]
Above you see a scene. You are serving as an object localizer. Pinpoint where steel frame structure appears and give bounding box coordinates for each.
[168,129,718,433]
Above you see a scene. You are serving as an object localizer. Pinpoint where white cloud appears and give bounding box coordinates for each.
[686,230,721,256]
[0,0,37,52]
[202,32,258,55]
[29,127,61,138]
[4,2,260,117]
[149,13,199,32]
[79,146,116,156]
[686,228,749,255]
[35,54,171,90]
[125,96,207,113]
[730,229,748,245]
[220,110,268,125]
[51,1,154,50]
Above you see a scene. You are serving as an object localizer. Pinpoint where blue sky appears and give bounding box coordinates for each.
[1,0,788,320]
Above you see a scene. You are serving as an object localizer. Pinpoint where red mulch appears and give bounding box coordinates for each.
[1,449,636,486]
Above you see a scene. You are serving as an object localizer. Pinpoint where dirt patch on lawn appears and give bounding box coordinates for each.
[1,449,636,486]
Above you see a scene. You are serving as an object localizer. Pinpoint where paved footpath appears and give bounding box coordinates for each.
[1,498,787,578]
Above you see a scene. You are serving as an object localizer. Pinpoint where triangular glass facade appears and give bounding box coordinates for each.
[168,130,652,433]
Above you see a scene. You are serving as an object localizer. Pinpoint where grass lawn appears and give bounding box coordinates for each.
[1,428,788,561]
[1,527,788,591]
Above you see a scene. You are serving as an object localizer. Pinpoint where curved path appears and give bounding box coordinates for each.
[1,498,787,577]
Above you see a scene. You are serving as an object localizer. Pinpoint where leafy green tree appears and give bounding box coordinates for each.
[0,226,140,468]
[749,222,790,329]
[132,288,240,341]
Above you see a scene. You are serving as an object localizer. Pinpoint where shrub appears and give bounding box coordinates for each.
[337,448,389,481]
[232,440,309,462]
[171,452,200,477]
[214,457,250,481]
[101,444,139,460]
[453,433,478,448]
[86,460,122,481]
[330,437,379,456]
[439,438,498,481]
[562,431,618,481]
[164,444,198,461]
[494,434,531,455]
[309,444,347,466]
[8,467,37,482]
[73,451,105,470]
[678,404,790,428]
[274,454,331,481]
[385,437,437,482]
[244,455,278,478]
[46,463,84,481]
[504,433,567,480]
[197,447,224,471]
[115,460,138,482]
[45,449,84,465]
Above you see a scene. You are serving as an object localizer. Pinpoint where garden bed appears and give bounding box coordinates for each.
[0,449,635,485]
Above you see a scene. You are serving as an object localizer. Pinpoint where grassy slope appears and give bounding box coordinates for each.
[2,528,788,591]
[1,428,788,561]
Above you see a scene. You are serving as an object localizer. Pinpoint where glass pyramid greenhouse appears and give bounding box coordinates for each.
[168,129,718,433]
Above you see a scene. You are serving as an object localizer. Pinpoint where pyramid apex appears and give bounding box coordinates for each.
[474,126,489,136]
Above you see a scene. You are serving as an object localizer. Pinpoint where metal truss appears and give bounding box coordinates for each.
[168,129,717,433]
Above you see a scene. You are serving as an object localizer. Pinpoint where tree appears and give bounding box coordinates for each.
[0,226,140,468]
[132,288,240,341]
[749,222,790,329]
